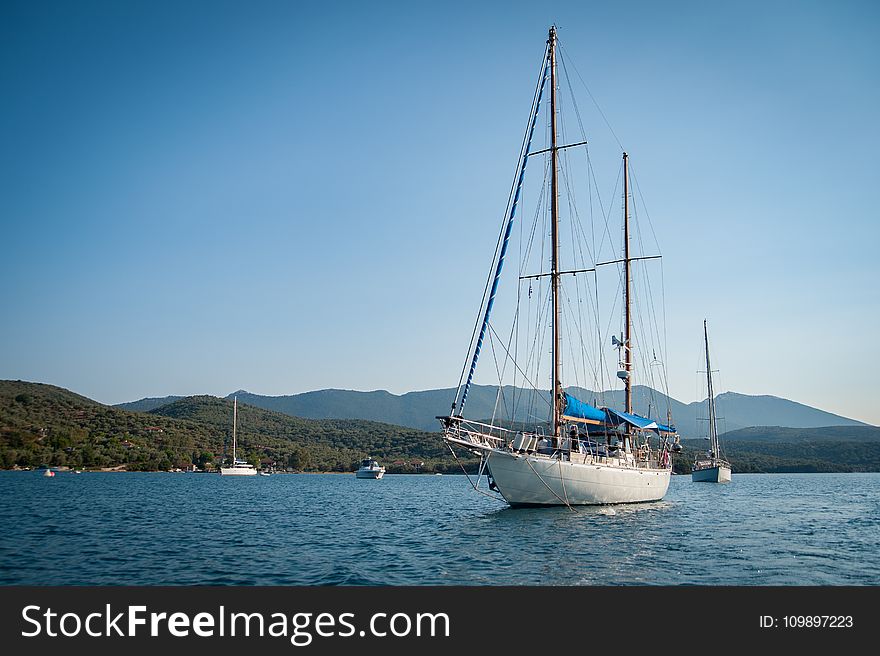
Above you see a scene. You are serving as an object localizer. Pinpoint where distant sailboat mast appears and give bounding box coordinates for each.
[232,396,238,463]
[703,320,718,457]
[220,394,257,475]
[692,319,730,482]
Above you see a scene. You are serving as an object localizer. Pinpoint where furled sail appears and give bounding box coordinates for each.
[604,408,675,434]
[561,393,605,425]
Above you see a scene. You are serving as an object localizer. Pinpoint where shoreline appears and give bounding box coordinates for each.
[6,467,458,475]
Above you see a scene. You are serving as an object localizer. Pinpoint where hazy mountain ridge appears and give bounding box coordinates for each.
[116,384,869,434]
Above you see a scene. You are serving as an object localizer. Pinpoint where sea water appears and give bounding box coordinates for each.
[0,471,877,585]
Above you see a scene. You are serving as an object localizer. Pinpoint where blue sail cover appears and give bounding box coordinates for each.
[562,393,605,424]
[604,408,676,434]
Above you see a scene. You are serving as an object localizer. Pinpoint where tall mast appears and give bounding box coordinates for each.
[623,152,633,418]
[232,396,238,462]
[703,320,718,456]
[549,25,562,440]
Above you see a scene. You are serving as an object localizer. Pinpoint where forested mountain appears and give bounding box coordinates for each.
[0,381,465,473]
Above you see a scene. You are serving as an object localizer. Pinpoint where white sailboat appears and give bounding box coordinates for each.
[219,396,257,476]
[439,26,680,507]
[692,320,732,483]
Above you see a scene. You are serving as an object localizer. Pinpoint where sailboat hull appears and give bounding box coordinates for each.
[691,464,731,483]
[219,466,257,476]
[486,449,670,506]
[355,469,385,479]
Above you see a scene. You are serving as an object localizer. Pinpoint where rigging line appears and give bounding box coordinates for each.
[446,444,501,500]
[556,77,605,294]
[603,269,625,400]
[487,320,550,410]
[520,277,545,419]
[629,168,672,411]
[512,271,523,421]
[557,457,572,508]
[501,281,526,422]
[567,271,589,392]
[524,286,553,422]
[659,262,671,413]
[485,328,507,428]
[557,42,625,152]
[640,257,668,405]
[537,155,549,302]
[561,163,595,274]
[587,148,596,264]
[558,46,590,147]
[593,160,623,275]
[625,203,665,402]
[558,41,605,273]
[555,50,601,264]
[515,147,525,417]
[559,285,584,391]
[490,283,525,426]
[523,456,577,512]
[560,163,606,394]
[530,284,552,420]
[558,39,603,266]
[454,46,550,415]
[633,280,661,415]
[558,284,576,389]
[520,159,551,275]
[560,284,600,395]
[628,163,663,256]
[520,274,534,422]
[594,271,607,405]
[574,268,603,398]
[559,156,597,267]
[578,156,619,398]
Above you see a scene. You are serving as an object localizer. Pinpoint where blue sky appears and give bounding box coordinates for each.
[2,0,878,424]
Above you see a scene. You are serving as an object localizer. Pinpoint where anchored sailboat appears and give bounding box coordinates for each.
[220,396,257,476]
[439,27,680,506]
[691,320,732,483]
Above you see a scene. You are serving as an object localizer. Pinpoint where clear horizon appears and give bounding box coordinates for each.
[2,1,878,424]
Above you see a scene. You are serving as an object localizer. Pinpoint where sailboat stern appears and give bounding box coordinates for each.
[691,461,731,483]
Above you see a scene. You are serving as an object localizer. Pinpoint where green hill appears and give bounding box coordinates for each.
[678,427,880,474]
[149,395,455,471]
[0,381,467,473]
[115,395,183,412]
[716,425,880,442]
[5,380,877,475]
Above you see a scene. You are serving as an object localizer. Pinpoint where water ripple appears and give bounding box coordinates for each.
[0,471,878,585]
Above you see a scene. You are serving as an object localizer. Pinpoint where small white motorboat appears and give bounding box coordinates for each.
[355,457,385,479]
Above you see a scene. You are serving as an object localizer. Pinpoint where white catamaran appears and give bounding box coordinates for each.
[220,396,257,476]
[692,320,732,483]
[439,26,681,507]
